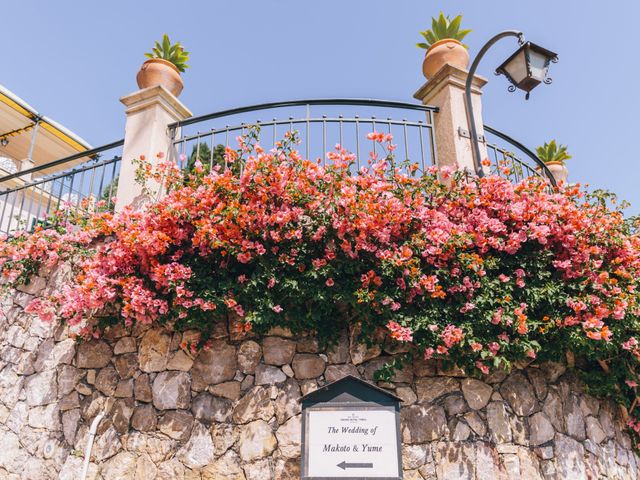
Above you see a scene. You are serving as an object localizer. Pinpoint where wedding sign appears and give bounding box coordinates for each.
[301,375,403,480]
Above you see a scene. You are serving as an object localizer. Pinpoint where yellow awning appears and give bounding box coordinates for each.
[0,84,91,176]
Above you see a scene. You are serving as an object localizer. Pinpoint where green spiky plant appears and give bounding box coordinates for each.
[417,12,471,50]
[145,34,190,72]
[536,140,572,165]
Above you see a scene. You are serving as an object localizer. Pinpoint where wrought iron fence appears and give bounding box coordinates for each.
[0,141,123,235]
[169,98,553,187]
[169,99,438,174]
[0,99,554,236]
[483,125,556,187]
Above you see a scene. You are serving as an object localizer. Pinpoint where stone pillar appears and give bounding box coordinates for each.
[414,64,488,173]
[115,85,192,211]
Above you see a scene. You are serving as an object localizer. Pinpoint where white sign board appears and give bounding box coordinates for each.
[305,407,400,478]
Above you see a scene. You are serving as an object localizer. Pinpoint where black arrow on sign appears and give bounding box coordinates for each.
[337,461,373,470]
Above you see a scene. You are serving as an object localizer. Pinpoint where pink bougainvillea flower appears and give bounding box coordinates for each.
[386,320,413,342]
[476,361,489,375]
[3,129,640,445]
[441,325,464,348]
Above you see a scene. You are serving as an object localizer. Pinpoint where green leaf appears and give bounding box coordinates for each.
[144,34,189,70]
[416,42,430,49]
[448,15,462,37]
[162,34,171,53]
[437,12,448,38]
[456,29,472,42]
[431,17,439,37]
[421,12,470,46]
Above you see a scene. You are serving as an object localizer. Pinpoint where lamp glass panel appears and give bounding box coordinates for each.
[528,50,549,82]
[503,49,528,84]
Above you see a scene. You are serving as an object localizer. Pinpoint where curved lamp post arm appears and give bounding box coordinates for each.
[465,30,525,177]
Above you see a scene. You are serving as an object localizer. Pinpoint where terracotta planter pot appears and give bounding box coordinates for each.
[544,161,569,184]
[136,58,184,97]
[422,39,470,80]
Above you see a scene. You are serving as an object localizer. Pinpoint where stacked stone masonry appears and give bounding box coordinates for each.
[0,271,639,479]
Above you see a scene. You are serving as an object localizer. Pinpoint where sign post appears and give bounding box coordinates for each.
[300,375,403,480]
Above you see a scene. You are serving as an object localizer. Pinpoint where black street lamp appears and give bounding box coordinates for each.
[496,41,558,99]
[464,31,558,178]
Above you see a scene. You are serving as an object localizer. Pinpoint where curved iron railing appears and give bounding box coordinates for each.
[170,98,554,187]
[483,125,556,187]
[0,99,555,235]
[170,99,439,173]
[169,98,439,129]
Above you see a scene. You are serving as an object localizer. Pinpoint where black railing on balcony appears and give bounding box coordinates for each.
[483,125,556,187]
[0,99,555,236]
[0,141,123,235]
[169,99,439,173]
[169,98,555,187]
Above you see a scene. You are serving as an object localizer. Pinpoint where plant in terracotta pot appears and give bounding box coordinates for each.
[417,12,471,79]
[536,140,571,184]
[137,34,190,97]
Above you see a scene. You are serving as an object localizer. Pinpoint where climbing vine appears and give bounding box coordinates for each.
[2,130,640,446]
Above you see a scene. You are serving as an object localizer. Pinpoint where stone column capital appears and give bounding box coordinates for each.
[120,85,192,120]
[413,65,488,174]
[413,64,487,104]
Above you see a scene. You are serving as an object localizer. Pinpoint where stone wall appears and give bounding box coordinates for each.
[0,271,639,479]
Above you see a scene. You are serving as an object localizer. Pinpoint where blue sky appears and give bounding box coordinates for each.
[3,0,639,214]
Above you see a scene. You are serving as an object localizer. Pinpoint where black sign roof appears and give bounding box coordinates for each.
[301,375,402,406]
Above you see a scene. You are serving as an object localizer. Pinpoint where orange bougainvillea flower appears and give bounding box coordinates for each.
[3,129,640,444]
